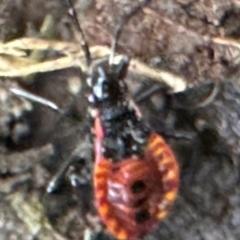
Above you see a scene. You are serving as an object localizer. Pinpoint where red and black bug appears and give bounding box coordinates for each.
[88,55,179,239]
[67,0,179,238]
[11,0,179,239]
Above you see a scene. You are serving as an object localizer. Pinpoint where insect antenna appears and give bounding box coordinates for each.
[109,0,151,65]
[66,0,91,67]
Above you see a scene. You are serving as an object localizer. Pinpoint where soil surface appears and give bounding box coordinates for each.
[0,1,240,240]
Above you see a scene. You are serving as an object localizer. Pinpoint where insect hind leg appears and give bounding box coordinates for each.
[69,171,94,225]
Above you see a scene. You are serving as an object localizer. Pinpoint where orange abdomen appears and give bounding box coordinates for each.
[94,132,179,240]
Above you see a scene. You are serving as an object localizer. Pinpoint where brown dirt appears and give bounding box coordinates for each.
[0,1,240,240]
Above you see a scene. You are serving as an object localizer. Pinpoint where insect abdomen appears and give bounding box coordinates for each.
[94,132,179,240]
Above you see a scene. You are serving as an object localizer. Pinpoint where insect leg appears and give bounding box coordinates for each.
[84,228,114,240]
[47,136,92,193]
[134,84,164,103]
[10,87,64,114]
[68,171,93,225]
[46,155,75,193]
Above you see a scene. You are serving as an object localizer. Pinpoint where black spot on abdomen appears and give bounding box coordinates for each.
[135,209,151,224]
[131,180,146,194]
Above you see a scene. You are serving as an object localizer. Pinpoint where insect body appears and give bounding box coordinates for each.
[87,56,179,239]
[12,0,180,239]
[58,0,180,238]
